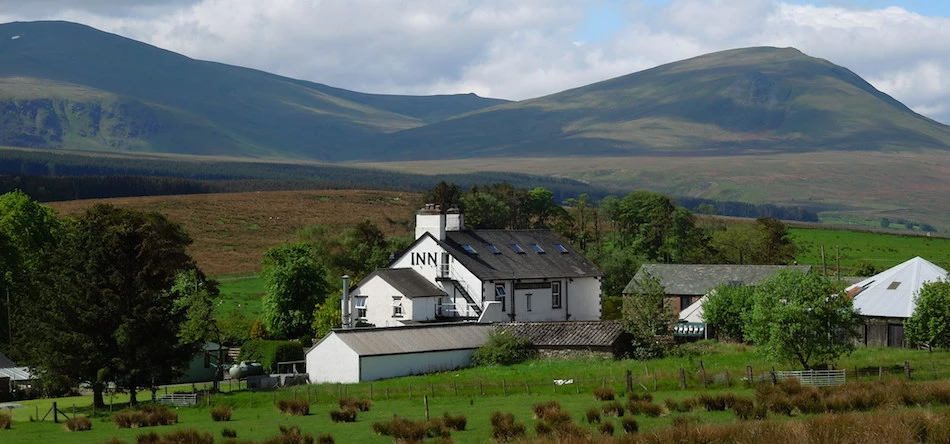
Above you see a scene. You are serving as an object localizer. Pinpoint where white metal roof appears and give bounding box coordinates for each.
[848,256,947,318]
[680,294,708,323]
[314,323,494,357]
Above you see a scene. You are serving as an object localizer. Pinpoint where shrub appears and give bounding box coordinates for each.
[389,416,428,443]
[317,434,334,444]
[585,408,601,424]
[665,398,693,413]
[153,429,214,444]
[621,416,638,434]
[64,416,92,431]
[594,387,615,401]
[698,393,738,411]
[211,406,233,422]
[261,425,314,444]
[339,397,371,412]
[627,400,661,417]
[277,399,310,416]
[732,397,756,420]
[371,421,392,436]
[328,408,357,423]
[425,417,451,439]
[599,420,615,436]
[238,339,305,372]
[602,401,624,417]
[222,428,237,438]
[114,405,178,429]
[137,431,160,444]
[532,400,562,420]
[472,330,533,366]
[534,420,554,438]
[443,412,467,431]
[490,411,526,442]
[671,414,702,429]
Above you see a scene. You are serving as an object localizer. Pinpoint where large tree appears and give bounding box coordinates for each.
[702,283,755,342]
[744,270,860,369]
[905,279,950,351]
[260,243,332,340]
[24,204,200,406]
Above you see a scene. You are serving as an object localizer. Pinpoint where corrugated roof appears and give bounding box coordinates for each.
[329,323,494,356]
[498,321,627,347]
[443,230,604,280]
[848,257,947,318]
[357,268,448,299]
[0,367,34,381]
[625,264,812,295]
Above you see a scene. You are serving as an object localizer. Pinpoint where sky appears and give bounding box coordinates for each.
[1,0,948,124]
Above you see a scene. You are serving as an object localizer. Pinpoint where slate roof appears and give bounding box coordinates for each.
[0,350,14,369]
[848,257,947,318]
[315,323,494,356]
[624,264,812,296]
[442,230,603,280]
[356,268,448,299]
[498,321,627,347]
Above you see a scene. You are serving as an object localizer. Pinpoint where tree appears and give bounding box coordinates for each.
[744,270,860,369]
[621,271,677,359]
[701,283,755,342]
[905,279,950,351]
[260,243,331,340]
[461,191,510,229]
[23,204,198,406]
[312,293,342,340]
[422,181,462,213]
[754,217,797,265]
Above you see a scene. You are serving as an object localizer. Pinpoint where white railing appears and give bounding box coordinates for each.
[775,369,846,387]
[157,393,198,406]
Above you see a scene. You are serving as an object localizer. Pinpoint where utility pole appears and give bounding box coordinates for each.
[6,287,11,346]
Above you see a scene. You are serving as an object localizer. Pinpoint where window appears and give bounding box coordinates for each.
[440,252,450,277]
[551,281,562,308]
[553,243,569,254]
[680,295,693,310]
[526,293,533,311]
[461,244,478,254]
[509,243,525,254]
[495,284,506,297]
[887,281,902,290]
[530,244,545,254]
[392,296,404,317]
[355,296,367,319]
[486,244,502,254]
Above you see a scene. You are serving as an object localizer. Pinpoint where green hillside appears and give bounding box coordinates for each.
[0,21,505,160]
[373,47,950,160]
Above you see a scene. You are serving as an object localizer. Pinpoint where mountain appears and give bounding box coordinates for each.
[0,21,507,160]
[371,47,950,160]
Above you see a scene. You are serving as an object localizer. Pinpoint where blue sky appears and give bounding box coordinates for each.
[1,0,949,123]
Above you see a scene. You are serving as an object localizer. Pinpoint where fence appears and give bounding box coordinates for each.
[157,393,198,407]
[775,369,846,387]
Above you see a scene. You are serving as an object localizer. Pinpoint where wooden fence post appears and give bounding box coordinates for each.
[679,367,686,390]
[746,366,753,388]
[502,379,507,395]
[653,370,657,391]
[770,367,777,386]
[626,370,633,394]
[879,366,883,379]
[424,395,429,421]
[699,360,707,389]
[905,361,912,380]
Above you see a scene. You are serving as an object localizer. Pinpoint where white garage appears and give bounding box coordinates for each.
[306,323,493,384]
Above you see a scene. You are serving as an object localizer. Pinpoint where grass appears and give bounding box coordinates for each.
[215,275,266,321]
[790,227,950,273]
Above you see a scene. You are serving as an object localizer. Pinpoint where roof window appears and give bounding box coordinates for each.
[553,244,569,253]
[486,244,502,254]
[461,244,478,255]
[509,244,525,254]
[887,281,901,290]
[530,244,545,253]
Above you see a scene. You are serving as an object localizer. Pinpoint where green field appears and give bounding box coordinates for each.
[790,227,950,274]
[4,345,950,443]
[215,275,266,321]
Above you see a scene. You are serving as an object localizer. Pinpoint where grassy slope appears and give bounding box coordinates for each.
[0,21,504,160]
[374,47,950,160]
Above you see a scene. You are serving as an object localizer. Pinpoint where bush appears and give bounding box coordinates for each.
[490,411,526,442]
[222,428,237,438]
[339,397,371,412]
[671,414,702,428]
[443,413,467,431]
[585,408,601,424]
[594,387,615,401]
[155,430,214,444]
[0,413,10,429]
[599,420,615,436]
[277,399,310,416]
[698,393,738,411]
[602,401,624,417]
[113,405,178,429]
[372,421,392,436]
[627,400,662,417]
[238,339,305,372]
[665,398,694,413]
[317,434,334,444]
[732,397,756,420]
[64,416,92,431]
[328,408,357,423]
[472,330,533,366]
[532,400,562,420]
[621,416,638,434]
[261,425,314,444]
[389,416,428,443]
[211,406,233,422]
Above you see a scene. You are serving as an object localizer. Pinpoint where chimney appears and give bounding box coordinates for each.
[415,203,446,240]
[341,275,351,329]
[446,206,464,231]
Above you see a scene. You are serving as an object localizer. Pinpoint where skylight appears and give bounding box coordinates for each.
[486,244,501,254]
[887,281,901,290]
[530,244,545,253]
[553,244,569,254]
[509,244,525,254]
[461,244,478,254]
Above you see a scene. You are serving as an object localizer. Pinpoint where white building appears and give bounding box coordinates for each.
[306,323,493,383]
[347,205,604,327]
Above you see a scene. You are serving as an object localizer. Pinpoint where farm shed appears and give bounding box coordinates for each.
[306,323,493,384]
[498,321,632,359]
[847,257,947,347]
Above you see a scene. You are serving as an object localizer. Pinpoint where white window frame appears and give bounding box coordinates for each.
[552,281,562,309]
[355,296,368,319]
[526,293,532,312]
[392,296,404,317]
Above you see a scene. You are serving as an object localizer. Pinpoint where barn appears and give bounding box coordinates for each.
[847,256,947,347]
[306,323,493,384]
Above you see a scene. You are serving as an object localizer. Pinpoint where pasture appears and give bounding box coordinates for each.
[3,344,950,443]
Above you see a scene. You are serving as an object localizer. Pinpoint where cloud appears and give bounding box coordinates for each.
[0,0,949,123]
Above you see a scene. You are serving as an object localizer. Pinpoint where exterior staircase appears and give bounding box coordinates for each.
[437,277,482,317]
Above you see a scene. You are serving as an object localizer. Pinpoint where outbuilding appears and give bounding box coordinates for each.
[306,323,493,384]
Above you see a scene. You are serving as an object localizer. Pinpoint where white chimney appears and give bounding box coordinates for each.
[415,204,446,241]
[446,207,464,231]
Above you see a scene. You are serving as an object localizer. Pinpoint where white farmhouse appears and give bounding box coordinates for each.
[347,205,604,327]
